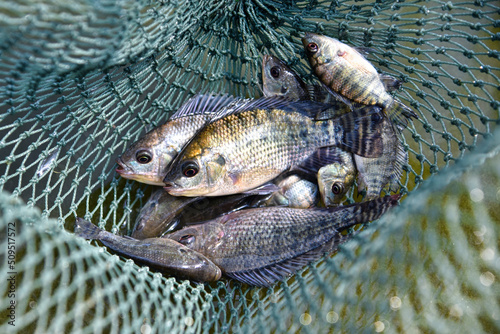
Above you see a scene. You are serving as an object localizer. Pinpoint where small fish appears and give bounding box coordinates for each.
[163,97,384,197]
[75,217,222,282]
[116,94,241,185]
[131,189,199,239]
[302,33,418,127]
[167,195,400,286]
[317,152,356,206]
[262,175,318,209]
[354,117,407,200]
[37,148,60,177]
[262,54,401,105]
[132,189,260,239]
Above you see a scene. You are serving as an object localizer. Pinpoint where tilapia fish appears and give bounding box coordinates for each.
[262,54,401,105]
[116,94,241,185]
[75,217,221,282]
[132,188,259,239]
[163,97,384,197]
[354,117,407,200]
[317,151,356,206]
[302,33,418,127]
[167,195,400,287]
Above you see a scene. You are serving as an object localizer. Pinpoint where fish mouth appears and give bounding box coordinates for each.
[115,158,132,175]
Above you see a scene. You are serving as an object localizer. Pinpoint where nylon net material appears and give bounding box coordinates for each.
[0,0,499,332]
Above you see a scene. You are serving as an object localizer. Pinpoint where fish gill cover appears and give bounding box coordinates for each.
[0,0,499,332]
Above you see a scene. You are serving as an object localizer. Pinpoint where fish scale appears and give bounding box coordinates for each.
[167,195,399,286]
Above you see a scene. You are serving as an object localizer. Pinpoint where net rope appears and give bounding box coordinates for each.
[0,0,499,332]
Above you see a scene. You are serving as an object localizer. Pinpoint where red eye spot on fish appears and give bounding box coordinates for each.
[307,43,318,53]
[337,49,346,57]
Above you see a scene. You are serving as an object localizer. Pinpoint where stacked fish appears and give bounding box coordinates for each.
[76,33,415,287]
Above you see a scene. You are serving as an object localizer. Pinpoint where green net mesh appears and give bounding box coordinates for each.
[0,0,499,332]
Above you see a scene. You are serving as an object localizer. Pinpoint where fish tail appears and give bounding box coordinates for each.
[384,99,418,128]
[74,217,102,240]
[355,194,401,223]
[332,108,384,158]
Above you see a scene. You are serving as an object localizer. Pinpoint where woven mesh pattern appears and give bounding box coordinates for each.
[0,0,499,332]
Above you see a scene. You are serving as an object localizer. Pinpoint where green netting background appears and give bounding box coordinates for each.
[0,0,498,332]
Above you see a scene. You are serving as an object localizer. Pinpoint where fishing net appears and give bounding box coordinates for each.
[0,0,498,332]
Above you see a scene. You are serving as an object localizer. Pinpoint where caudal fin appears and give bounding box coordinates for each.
[334,108,384,158]
[385,99,418,128]
[75,217,103,240]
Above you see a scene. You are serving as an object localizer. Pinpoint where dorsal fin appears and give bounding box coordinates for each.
[210,96,333,122]
[169,94,241,120]
[293,146,352,175]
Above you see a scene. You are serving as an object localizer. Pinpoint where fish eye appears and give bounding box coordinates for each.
[331,182,344,195]
[307,42,319,53]
[182,161,199,178]
[178,235,195,245]
[270,66,280,78]
[136,150,152,164]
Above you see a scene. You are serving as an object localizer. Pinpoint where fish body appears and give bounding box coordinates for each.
[317,151,356,206]
[75,218,222,282]
[163,97,384,197]
[354,117,407,200]
[302,33,417,126]
[116,94,241,185]
[263,175,318,209]
[167,195,400,286]
[131,189,199,239]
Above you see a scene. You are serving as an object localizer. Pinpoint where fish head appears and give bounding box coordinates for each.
[318,163,355,206]
[163,143,228,197]
[167,221,224,255]
[116,125,179,186]
[262,55,307,100]
[302,32,343,68]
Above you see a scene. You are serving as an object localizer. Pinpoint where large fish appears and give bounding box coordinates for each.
[74,218,222,282]
[116,94,241,185]
[163,97,384,197]
[302,33,417,127]
[166,195,400,286]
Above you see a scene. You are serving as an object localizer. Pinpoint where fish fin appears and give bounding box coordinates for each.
[294,146,351,175]
[211,96,335,121]
[170,94,241,120]
[243,182,281,195]
[388,140,408,192]
[384,99,418,128]
[379,74,402,92]
[334,108,384,158]
[74,217,103,240]
[226,229,364,287]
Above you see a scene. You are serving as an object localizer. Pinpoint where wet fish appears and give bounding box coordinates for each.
[317,152,356,206]
[262,54,401,105]
[354,117,407,200]
[75,217,221,282]
[261,175,318,209]
[37,148,60,177]
[167,195,400,286]
[116,94,241,185]
[302,33,417,127]
[131,189,199,239]
[132,188,260,239]
[163,97,384,197]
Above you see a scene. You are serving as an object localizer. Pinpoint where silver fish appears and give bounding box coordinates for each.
[167,195,400,286]
[262,175,318,209]
[75,217,221,282]
[116,94,240,185]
